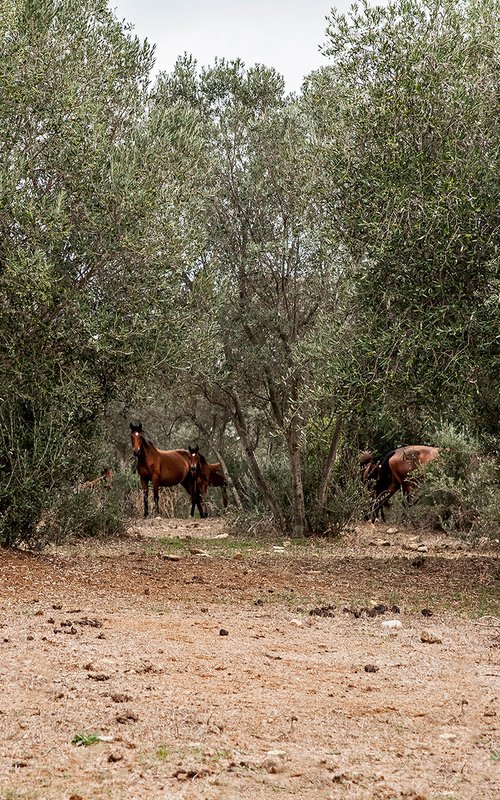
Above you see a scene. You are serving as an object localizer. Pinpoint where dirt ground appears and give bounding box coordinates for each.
[0,516,499,800]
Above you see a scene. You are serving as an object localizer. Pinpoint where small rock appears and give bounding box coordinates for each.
[417,544,428,552]
[421,630,442,644]
[368,603,387,616]
[390,605,401,614]
[439,732,457,741]
[364,664,379,673]
[290,619,303,627]
[163,554,181,562]
[381,620,402,629]
[309,605,335,617]
[107,752,123,763]
[421,608,433,617]
[144,588,150,595]
[219,628,229,636]
[27,635,34,641]
[116,711,138,724]
[261,756,284,774]
[110,693,132,703]
[386,527,399,535]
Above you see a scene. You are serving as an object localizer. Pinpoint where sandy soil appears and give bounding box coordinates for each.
[0,517,499,800]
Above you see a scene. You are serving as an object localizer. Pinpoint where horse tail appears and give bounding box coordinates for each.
[375,450,396,496]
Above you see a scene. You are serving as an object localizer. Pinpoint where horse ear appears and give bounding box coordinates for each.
[138,422,143,431]
[130,422,134,431]
[194,445,199,454]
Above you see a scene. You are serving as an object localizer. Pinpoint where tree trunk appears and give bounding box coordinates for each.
[231,392,286,530]
[286,424,306,537]
[317,416,344,512]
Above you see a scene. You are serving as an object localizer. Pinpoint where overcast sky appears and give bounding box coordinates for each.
[111,1,354,93]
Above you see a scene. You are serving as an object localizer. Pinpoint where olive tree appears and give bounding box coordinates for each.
[0,0,207,544]
[305,0,499,446]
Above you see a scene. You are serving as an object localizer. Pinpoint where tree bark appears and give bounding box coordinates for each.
[286,424,306,537]
[317,416,344,512]
[231,392,286,530]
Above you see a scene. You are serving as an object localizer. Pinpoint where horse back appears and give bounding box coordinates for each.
[207,463,226,488]
[155,448,190,486]
[390,445,439,484]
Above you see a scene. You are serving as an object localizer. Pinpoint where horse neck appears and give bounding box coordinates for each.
[138,437,159,466]
[375,451,395,493]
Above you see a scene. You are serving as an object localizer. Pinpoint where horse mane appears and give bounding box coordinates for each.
[375,449,396,495]
[359,451,374,466]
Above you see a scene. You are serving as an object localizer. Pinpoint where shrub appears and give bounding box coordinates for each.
[413,425,499,540]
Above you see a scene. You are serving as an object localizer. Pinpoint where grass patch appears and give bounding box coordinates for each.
[155,744,170,761]
[71,731,101,746]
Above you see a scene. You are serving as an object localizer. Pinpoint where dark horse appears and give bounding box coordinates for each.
[187,446,228,518]
[359,450,386,521]
[130,423,204,517]
[364,445,440,522]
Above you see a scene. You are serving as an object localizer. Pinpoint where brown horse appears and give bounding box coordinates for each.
[207,462,228,509]
[187,446,228,517]
[130,423,203,518]
[371,445,440,522]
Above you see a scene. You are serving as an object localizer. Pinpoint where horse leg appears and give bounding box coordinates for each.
[141,479,149,518]
[371,489,393,523]
[152,478,160,516]
[195,488,205,518]
[190,485,197,517]
[401,483,420,527]
[193,480,207,518]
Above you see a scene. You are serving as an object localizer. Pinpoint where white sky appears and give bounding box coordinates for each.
[111,1,354,93]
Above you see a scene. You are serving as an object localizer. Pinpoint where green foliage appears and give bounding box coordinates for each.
[0,1,208,545]
[1,1,497,544]
[71,731,101,746]
[411,425,499,538]
[306,0,499,438]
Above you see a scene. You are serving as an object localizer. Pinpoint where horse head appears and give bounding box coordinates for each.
[359,451,380,485]
[188,445,200,477]
[130,422,144,457]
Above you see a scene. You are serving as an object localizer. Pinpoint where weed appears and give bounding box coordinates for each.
[155,744,170,761]
[71,731,101,746]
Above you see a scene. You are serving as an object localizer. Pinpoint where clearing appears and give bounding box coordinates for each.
[0,517,499,800]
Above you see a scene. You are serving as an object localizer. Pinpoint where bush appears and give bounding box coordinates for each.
[412,426,499,540]
[308,452,370,536]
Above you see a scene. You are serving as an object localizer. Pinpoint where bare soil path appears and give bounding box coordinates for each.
[0,518,499,800]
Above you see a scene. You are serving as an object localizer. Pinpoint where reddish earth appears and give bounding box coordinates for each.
[0,517,499,800]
